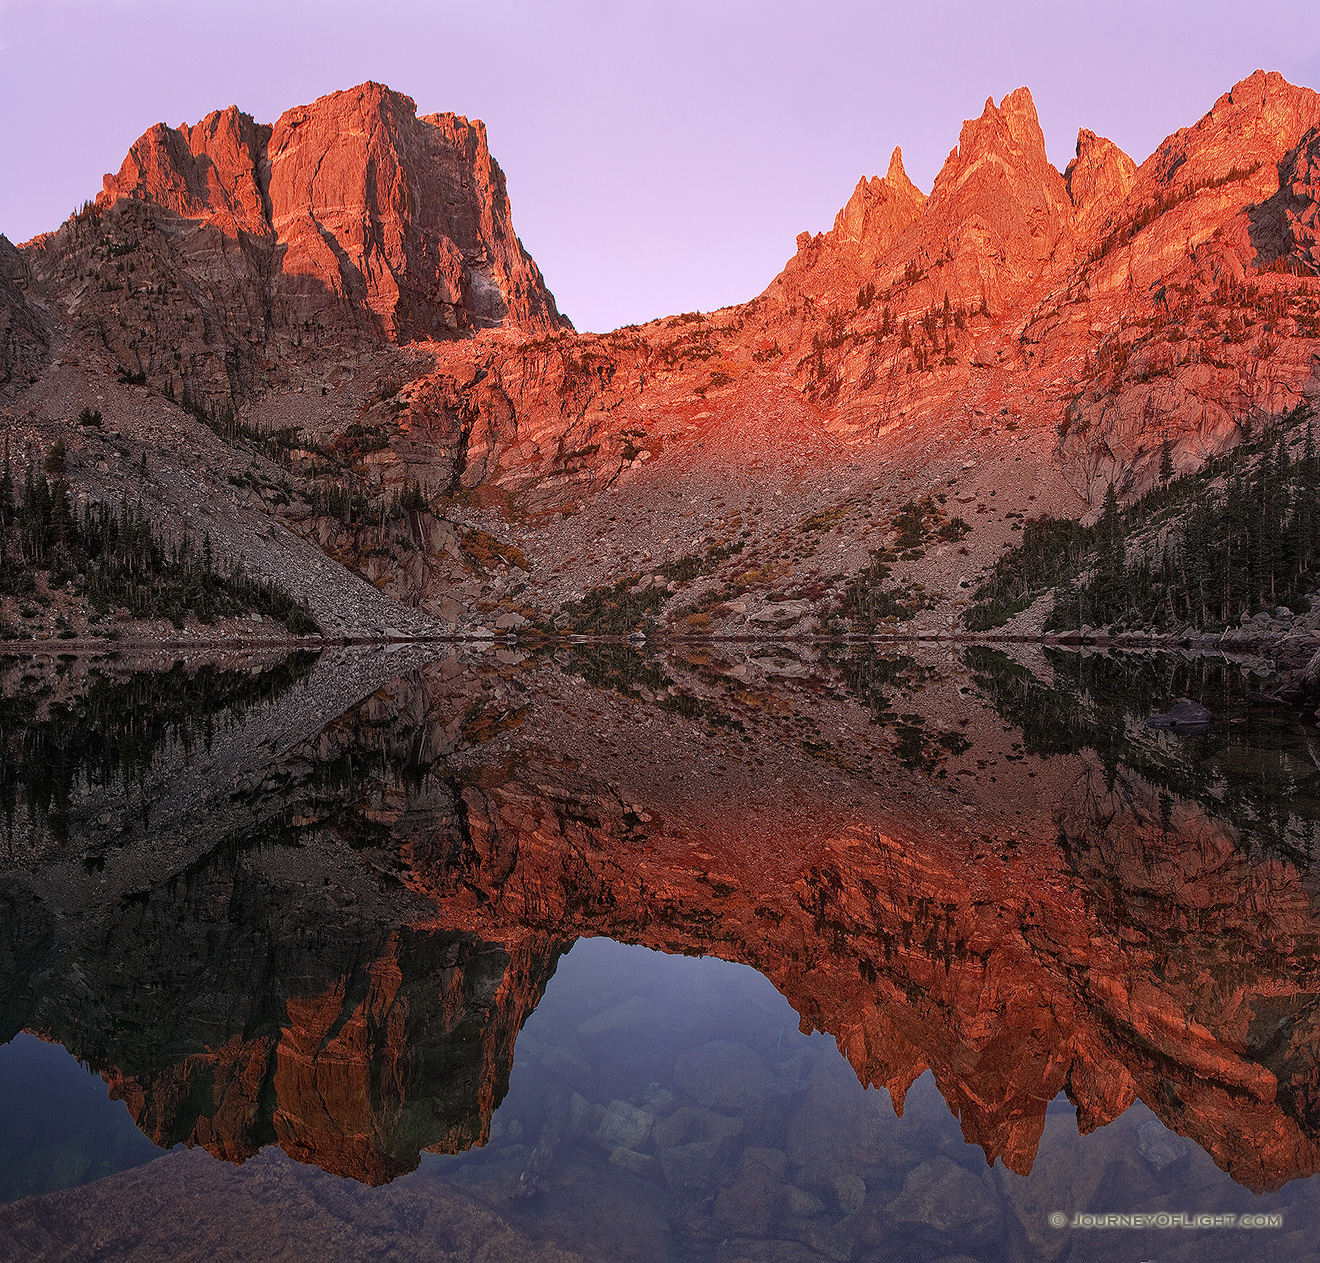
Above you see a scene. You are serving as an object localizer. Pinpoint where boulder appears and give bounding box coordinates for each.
[592,1100,654,1152]
[1144,698,1213,732]
[833,1172,867,1215]
[748,601,813,625]
[608,1147,655,1177]
[653,1105,743,1151]
[887,1156,1003,1241]
[673,1040,770,1109]
[713,1149,788,1236]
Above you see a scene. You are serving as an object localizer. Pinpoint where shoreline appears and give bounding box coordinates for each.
[1,628,1315,654]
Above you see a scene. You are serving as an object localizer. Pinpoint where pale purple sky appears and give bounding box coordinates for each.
[3,0,1319,332]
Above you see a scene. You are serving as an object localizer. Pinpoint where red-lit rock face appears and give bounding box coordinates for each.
[6,647,1320,1194]
[1065,129,1138,239]
[92,82,567,343]
[392,763,1319,1192]
[31,70,1320,501]
[794,85,1072,317]
[99,105,272,236]
[368,660,1320,1194]
[388,71,1320,521]
[771,146,928,304]
[15,73,1320,637]
[97,924,564,1185]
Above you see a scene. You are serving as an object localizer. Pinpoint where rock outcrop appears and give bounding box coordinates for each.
[888,86,1073,313]
[1251,126,1320,271]
[769,146,927,304]
[19,84,566,410]
[0,235,47,393]
[9,72,1320,637]
[382,72,1320,536]
[96,82,567,341]
[1065,128,1137,238]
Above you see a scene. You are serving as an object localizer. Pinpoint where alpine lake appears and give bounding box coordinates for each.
[1,637,1319,1262]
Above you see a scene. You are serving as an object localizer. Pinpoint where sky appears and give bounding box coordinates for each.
[3,0,1319,333]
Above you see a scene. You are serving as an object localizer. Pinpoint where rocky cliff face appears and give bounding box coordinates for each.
[1065,129,1137,238]
[364,648,1320,1194]
[21,83,566,407]
[417,72,1320,505]
[97,84,565,341]
[405,761,1320,1193]
[767,147,928,307]
[337,70,1320,633]
[98,920,563,1185]
[0,235,48,393]
[8,73,1320,640]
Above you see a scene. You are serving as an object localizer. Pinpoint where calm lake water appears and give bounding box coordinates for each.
[1,641,1318,1261]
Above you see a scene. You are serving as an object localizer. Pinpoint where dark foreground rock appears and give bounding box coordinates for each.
[0,1148,584,1263]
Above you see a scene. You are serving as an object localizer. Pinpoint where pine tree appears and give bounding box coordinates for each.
[1092,483,1127,624]
[0,449,13,532]
[1159,437,1174,483]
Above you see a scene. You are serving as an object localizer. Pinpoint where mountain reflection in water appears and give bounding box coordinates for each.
[1,641,1319,1260]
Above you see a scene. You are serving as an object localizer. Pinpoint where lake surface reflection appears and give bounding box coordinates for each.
[1,640,1319,1260]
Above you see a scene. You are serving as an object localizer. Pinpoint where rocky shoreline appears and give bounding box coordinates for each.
[9,625,1320,721]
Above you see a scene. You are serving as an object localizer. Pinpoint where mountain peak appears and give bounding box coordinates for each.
[885,146,916,191]
[99,105,270,236]
[1065,128,1136,234]
[939,86,1056,191]
[832,145,928,247]
[1000,85,1040,125]
[1140,69,1320,196]
[96,82,568,341]
[887,85,1070,311]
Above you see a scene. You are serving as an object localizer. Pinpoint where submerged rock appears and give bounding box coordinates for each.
[714,1149,788,1236]
[783,1185,826,1217]
[833,1172,867,1215]
[655,1106,745,1191]
[887,1156,1003,1240]
[673,1040,770,1109]
[607,1146,654,1177]
[593,1100,654,1152]
[1145,698,1213,732]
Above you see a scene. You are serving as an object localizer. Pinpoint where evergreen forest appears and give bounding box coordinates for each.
[967,406,1320,634]
[0,447,320,636]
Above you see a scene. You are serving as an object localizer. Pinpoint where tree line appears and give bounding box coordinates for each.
[0,444,320,635]
[967,406,1320,633]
